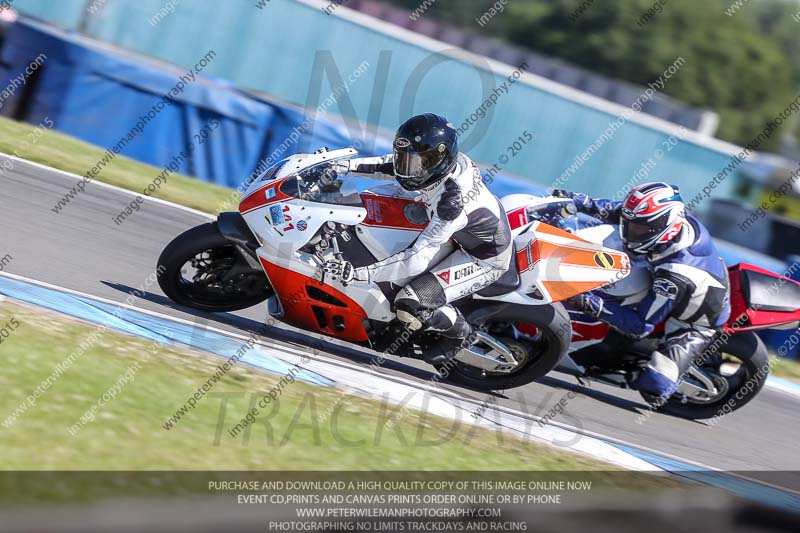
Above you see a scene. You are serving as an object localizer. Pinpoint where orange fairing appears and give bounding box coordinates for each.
[259,259,369,342]
[517,222,630,303]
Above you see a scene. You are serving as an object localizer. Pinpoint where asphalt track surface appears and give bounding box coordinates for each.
[2,155,799,489]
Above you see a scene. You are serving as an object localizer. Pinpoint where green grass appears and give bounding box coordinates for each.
[770,354,800,383]
[0,300,622,471]
[0,300,691,501]
[0,116,236,214]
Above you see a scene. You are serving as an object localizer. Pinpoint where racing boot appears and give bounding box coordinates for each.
[634,328,715,403]
[423,313,473,365]
[634,351,681,405]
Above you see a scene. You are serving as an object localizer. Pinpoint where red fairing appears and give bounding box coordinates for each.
[725,264,751,334]
[507,207,527,230]
[239,180,290,214]
[571,320,610,342]
[516,323,539,338]
[724,263,800,334]
[259,259,369,342]
[519,320,610,343]
[359,193,428,231]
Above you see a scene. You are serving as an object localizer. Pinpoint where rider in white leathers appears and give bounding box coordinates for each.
[322,114,513,363]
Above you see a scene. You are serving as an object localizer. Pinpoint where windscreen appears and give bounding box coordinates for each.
[278,158,364,207]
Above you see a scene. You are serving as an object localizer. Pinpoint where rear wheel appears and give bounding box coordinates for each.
[157,222,272,312]
[655,332,769,420]
[435,303,571,391]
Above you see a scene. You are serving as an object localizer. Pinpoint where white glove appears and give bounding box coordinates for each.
[331,161,351,175]
[322,259,369,285]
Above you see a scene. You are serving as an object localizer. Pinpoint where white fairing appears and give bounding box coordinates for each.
[241,148,358,198]
[356,225,420,259]
[500,194,581,236]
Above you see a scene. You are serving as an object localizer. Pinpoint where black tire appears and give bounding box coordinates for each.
[436,302,572,391]
[157,222,272,312]
[655,332,770,420]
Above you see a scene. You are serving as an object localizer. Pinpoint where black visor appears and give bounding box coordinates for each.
[394,146,446,183]
[621,211,670,246]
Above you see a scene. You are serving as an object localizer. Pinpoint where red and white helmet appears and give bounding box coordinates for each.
[620,182,686,254]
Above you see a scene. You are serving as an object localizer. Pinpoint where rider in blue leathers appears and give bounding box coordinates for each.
[554,183,730,399]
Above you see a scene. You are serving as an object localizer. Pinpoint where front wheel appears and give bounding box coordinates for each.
[654,332,770,420]
[157,222,273,312]
[435,303,572,391]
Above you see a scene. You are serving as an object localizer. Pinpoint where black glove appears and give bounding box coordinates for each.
[319,167,338,185]
[549,189,571,198]
[565,292,605,318]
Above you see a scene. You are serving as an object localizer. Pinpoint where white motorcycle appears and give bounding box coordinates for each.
[157,148,630,391]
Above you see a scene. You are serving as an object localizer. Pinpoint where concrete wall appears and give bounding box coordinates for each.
[13,0,743,210]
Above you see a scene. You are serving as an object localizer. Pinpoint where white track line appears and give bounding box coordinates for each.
[9,266,800,495]
[0,152,215,220]
[5,154,800,484]
[0,270,657,470]
[10,267,800,501]
[6,148,796,399]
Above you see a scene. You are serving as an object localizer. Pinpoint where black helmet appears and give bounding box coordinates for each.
[393,113,458,191]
